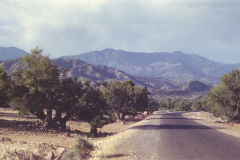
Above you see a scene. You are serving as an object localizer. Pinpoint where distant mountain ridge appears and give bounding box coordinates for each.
[0,47,27,60]
[62,48,240,82]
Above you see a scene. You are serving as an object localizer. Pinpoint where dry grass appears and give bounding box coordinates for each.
[90,118,149,160]
[0,137,62,160]
[183,111,240,138]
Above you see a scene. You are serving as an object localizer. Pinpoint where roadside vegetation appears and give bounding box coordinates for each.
[159,69,240,124]
[159,98,193,111]
[0,47,159,159]
[199,69,240,122]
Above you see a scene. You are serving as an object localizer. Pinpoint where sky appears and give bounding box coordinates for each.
[0,0,240,63]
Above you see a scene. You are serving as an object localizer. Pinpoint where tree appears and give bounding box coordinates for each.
[134,86,149,113]
[11,48,60,129]
[53,76,83,130]
[103,80,151,121]
[10,48,117,133]
[222,69,240,119]
[147,97,159,114]
[75,81,115,137]
[204,69,240,121]
[0,65,12,107]
[205,83,235,119]
[174,100,192,111]
[103,80,135,121]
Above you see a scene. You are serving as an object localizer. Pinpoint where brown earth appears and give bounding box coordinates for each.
[0,108,147,160]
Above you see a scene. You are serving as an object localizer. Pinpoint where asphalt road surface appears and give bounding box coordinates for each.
[115,112,240,160]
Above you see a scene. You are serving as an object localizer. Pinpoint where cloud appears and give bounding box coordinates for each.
[0,0,240,63]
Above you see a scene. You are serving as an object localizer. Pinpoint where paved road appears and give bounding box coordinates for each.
[115,112,240,160]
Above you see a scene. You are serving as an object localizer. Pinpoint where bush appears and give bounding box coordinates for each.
[62,136,94,160]
[174,101,192,111]
[204,78,240,121]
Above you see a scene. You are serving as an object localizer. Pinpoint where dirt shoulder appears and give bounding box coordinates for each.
[182,111,240,139]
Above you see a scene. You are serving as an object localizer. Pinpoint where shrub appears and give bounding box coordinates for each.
[174,100,192,111]
[62,136,94,160]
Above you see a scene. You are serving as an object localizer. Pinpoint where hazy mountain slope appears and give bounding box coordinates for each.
[155,80,214,99]
[63,49,240,82]
[54,58,132,81]
[0,58,178,90]
[0,47,27,60]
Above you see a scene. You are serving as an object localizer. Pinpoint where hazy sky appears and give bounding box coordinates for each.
[0,0,240,63]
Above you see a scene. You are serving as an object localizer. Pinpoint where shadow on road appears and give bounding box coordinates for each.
[129,124,220,130]
[146,117,201,120]
[105,154,129,159]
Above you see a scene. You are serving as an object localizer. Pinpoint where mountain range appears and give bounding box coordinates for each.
[0,58,178,90]
[0,47,27,60]
[1,46,237,93]
[62,48,240,82]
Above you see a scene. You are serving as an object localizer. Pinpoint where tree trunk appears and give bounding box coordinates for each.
[52,110,62,129]
[120,113,126,121]
[60,113,71,131]
[89,125,98,137]
[236,101,240,121]
[36,111,46,121]
[45,107,53,129]
[116,112,121,120]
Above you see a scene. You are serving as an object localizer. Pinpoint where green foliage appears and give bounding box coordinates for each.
[174,100,192,111]
[0,65,12,107]
[74,81,116,137]
[7,47,157,135]
[159,98,180,110]
[62,136,94,160]
[53,77,84,130]
[147,98,159,114]
[103,80,134,120]
[11,48,60,128]
[11,48,84,130]
[9,48,115,134]
[103,80,152,121]
[159,98,192,111]
[204,69,240,121]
